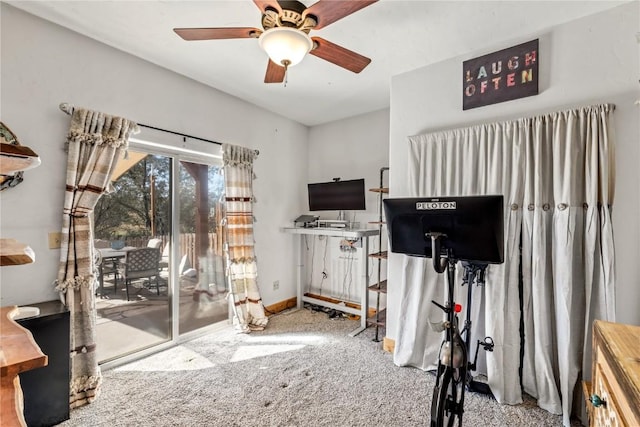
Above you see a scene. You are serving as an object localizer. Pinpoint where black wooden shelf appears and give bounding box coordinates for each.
[367,309,387,327]
[368,251,388,260]
[368,280,387,294]
[369,187,389,194]
[369,167,389,343]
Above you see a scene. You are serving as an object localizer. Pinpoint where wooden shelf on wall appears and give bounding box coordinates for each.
[0,143,41,175]
[368,280,387,294]
[369,187,389,194]
[368,251,388,260]
[0,239,35,266]
[367,308,386,327]
[368,168,389,344]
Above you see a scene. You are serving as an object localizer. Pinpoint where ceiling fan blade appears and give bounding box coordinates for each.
[310,37,371,73]
[173,27,261,41]
[265,59,286,83]
[303,0,378,30]
[253,0,281,14]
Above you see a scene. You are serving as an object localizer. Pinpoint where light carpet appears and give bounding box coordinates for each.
[59,307,581,426]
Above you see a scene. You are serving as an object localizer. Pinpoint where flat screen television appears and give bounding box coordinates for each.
[383,195,504,263]
[308,178,366,211]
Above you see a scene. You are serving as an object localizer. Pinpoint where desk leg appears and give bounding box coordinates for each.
[348,235,370,337]
[296,235,303,310]
[1,373,27,427]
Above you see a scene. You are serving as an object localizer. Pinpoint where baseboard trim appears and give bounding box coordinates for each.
[264,298,391,354]
[264,295,378,319]
[383,337,395,353]
[304,292,377,318]
[264,297,297,316]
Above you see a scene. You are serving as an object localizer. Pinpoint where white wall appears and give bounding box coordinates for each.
[306,110,390,302]
[307,108,390,224]
[388,1,640,339]
[0,4,308,308]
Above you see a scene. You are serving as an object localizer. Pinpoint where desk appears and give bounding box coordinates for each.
[1,306,48,427]
[585,320,640,426]
[282,227,379,336]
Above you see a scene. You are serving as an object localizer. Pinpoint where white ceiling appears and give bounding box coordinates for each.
[6,0,630,126]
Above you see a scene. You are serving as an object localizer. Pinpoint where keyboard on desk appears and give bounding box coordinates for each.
[316,220,347,228]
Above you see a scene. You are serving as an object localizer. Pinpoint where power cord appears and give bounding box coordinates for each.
[319,236,328,295]
[303,303,346,320]
[341,250,355,301]
[307,235,316,289]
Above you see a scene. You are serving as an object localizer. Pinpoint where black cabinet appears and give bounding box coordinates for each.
[17,300,70,427]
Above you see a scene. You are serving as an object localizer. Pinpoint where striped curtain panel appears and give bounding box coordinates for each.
[222,143,268,332]
[55,106,138,408]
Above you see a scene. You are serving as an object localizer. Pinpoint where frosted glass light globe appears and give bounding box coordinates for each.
[259,27,313,67]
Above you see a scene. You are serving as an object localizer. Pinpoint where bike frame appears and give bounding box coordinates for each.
[430,251,468,427]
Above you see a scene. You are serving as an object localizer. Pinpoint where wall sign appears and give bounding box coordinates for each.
[463,39,538,110]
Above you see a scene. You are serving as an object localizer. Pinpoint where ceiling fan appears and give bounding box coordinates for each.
[174,0,378,83]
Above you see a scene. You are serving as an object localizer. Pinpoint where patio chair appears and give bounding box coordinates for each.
[159,243,169,270]
[118,247,162,301]
[147,238,162,249]
[94,245,119,296]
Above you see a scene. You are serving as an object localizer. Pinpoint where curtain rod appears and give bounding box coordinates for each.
[59,103,259,155]
[136,122,222,147]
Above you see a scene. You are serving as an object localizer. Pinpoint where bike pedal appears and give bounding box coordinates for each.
[467,379,494,398]
[481,336,495,352]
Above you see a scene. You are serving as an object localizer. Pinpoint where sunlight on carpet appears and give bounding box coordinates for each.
[114,345,215,372]
[244,333,328,345]
[230,344,306,362]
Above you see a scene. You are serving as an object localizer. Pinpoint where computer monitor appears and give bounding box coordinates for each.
[383,195,504,264]
[307,178,366,211]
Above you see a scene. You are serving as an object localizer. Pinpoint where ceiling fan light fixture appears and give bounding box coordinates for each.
[258,27,312,67]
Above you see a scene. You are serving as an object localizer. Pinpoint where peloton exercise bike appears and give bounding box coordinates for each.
[383,195,505,427]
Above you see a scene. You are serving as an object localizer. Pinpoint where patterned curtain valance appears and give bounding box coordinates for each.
[222,143,259,167]
[61,103,139,150]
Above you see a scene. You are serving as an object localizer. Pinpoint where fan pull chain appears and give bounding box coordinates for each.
[282,60,290,87]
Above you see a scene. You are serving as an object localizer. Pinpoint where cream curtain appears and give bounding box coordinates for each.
[222,143,268,332]
[55,106,138,408]
[397,104,615,426]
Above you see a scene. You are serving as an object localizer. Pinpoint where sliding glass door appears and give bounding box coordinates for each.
[94,143,227,363]
[93,151,172,363]
[177,160,228,334]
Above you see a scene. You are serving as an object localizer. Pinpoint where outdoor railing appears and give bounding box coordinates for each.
[120,232,224,270]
